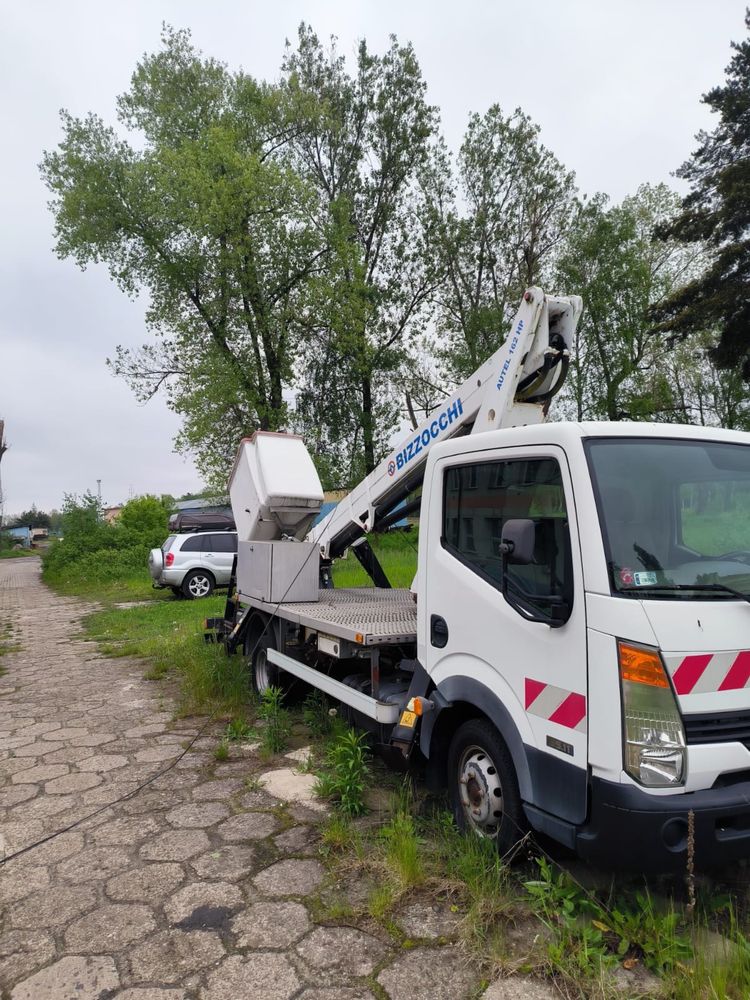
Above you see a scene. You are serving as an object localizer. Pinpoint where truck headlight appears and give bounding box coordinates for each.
[618,641,686,788]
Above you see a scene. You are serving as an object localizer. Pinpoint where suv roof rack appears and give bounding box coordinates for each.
[169,512,236,533]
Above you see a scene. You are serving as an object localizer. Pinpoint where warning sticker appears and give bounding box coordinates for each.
[633,571,658,587]
[399,710,417,729]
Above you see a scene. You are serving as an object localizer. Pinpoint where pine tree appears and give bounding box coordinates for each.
[652,12,750,375]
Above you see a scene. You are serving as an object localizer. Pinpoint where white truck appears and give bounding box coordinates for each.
[211,287,750,871]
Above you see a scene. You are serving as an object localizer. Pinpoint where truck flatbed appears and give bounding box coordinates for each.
[243,587,417,646]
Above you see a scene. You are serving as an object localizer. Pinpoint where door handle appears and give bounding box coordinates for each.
[430,615,449,648]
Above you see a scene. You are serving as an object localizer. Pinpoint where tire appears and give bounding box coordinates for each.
[181,569,215,600]
[447,717,527,856]
[245,628,301,701]
[250,634,279,698]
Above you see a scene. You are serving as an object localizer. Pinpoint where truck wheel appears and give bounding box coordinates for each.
[246,631,300,701]
[181,570,215,600]
[447,718,527,856]
[251,638,277,697]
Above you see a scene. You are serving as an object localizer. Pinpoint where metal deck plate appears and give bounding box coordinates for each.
[244,588,417,645]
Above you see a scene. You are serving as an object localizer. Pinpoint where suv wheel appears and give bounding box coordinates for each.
[182,570,215,599]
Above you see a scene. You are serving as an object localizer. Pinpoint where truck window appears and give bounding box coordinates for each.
[442,458,572,611]
[679,481,750,556]
[586,437,750,598]
[181,536,205,553]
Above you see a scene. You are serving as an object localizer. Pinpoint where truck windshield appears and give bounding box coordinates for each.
[585,437,750,600]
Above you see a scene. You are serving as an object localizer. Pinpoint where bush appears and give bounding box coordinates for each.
[42,492,171,592]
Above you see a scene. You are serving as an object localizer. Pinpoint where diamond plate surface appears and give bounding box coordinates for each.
[246,588,417,645]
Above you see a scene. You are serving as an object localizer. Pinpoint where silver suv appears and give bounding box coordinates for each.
[148,531,238,599]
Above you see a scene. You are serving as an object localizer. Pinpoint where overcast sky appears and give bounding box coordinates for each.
[0,0,746,515]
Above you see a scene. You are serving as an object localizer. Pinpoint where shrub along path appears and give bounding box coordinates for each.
[0,557,526,1000]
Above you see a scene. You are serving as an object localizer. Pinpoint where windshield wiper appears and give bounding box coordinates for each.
[619,583,750,605]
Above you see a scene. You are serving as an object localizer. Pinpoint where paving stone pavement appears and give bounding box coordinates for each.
[0,558,493,1000]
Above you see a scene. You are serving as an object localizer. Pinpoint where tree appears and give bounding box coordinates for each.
[555,184,701,422]
[282,26,438,480]
[661,329,750,431]
[651,12,750,376]
[59,492,102,540]
[9,507,51,529]
[426,107,577,385]
[41,27,326,487]
[117,495,171,541]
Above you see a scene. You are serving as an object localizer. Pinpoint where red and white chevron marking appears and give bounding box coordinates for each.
[524,678,587,732]
[668,650,750,696]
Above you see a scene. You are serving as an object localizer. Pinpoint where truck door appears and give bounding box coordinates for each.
[421,445,588,823]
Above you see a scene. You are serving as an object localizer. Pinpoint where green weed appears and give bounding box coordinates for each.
[303,689,336,738]
[258,686,291,754]
[525,857,693,980]
[0,620,22,665]
[315,727,370,816]
[368,883,397,920]
[433,811,511,935]
[668,906,750,999]
[225,716,256,743]
[379,808,425,887]
[213,740,229,761]
[320,812,363,856]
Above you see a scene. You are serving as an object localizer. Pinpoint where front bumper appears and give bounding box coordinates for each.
[575,775,750,872]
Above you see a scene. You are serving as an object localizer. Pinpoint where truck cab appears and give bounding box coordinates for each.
[420,420,750,869]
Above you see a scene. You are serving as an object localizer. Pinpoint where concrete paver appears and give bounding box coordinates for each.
[0,557,486,999]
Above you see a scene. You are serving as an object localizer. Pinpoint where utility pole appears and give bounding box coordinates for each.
[96,479,102,520]
[0,420,6,529]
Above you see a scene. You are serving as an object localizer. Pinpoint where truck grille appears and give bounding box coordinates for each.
[683,710,750,748]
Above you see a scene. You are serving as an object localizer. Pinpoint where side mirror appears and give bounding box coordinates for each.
[499,519,535,564]
[499,518,571,629]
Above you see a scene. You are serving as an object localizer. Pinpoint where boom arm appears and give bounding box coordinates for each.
[311,288,582,561]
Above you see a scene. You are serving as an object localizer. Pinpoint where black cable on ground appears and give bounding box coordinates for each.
[0,714,217,867]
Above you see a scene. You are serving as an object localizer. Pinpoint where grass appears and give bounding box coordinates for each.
[332,528,418,588]
[0,547,38,559]
[48,568,173,604]
[0,620,21,673]
[308,764,750,998]
[81,593,248,715]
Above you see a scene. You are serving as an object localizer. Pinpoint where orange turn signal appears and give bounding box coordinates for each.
[618,642,669,688]
[407,697,424,717]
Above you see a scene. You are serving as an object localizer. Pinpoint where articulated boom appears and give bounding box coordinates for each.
[311,287,582,561]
